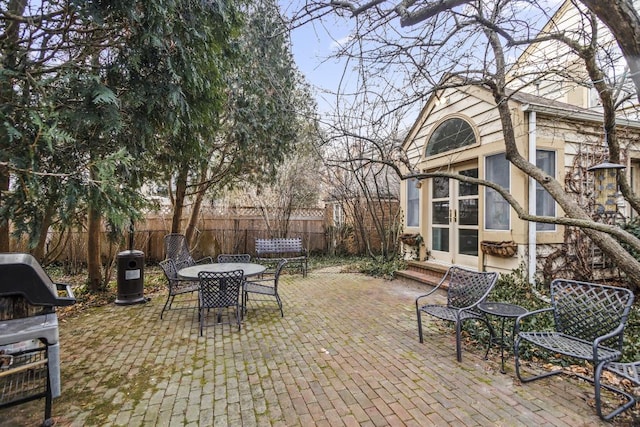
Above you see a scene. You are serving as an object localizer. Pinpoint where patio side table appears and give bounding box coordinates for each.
[478,301,528,374]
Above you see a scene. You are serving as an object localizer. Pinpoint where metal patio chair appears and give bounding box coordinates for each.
[198,270,244,335]
[244,259,287,317]
[163,233,212,267]
[158,259,200,319]
[595,360,640,420]
[514,279,635,420]
[216,254,251,263]
[415,266,498,362]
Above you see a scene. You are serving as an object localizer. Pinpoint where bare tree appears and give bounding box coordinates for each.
[243,149,323,238]
[320,92,404,260]
[578,0,640,102]
[288,0,640,286]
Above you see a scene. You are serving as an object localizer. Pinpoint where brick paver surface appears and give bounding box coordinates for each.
[0,268,628,426]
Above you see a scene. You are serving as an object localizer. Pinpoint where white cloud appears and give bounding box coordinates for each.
[330,35,354,51]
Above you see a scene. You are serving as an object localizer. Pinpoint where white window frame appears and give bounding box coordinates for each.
[485,153,510,230]
[407,178,420,227]
[536,150,556,231]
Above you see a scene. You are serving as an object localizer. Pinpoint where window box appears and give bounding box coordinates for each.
[480,240,517,257]
[400,233,423,246]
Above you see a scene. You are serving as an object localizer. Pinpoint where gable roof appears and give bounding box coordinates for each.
[402,83,640,160]
[511,89,640,128]
[400,80,501,151]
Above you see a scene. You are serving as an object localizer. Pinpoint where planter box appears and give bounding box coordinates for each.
[480,241,517,258]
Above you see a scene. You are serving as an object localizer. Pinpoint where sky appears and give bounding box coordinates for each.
[280,0,568,119]
[279,2,355,115]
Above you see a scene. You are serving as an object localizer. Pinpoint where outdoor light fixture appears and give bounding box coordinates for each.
[587,160,626,212]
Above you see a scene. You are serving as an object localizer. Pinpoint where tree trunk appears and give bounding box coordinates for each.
[578,29,640,215]
[579,0,640,102]
[185,179,207,245]
[493,89,640,288]
[32,203,55,262]
[87,204,103,292]
[0,169,9,252]
[86,163,103,291]
[0,0,27,252]
[171,167,188,236]
[487,29,640,288]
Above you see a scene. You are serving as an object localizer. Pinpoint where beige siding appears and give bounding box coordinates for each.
[405,87,505,168]
[401,0,640,277]
[402,84,530,270]
[507,1,621,109]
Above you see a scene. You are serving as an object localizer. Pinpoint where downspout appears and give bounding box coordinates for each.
[528,111,537,284]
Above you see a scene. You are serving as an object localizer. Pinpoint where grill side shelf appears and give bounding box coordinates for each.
[0,357,48,379]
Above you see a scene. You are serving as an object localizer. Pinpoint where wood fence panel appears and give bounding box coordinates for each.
[15,208,327,265]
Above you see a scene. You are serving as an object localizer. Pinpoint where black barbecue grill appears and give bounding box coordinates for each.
[0,253,75,427]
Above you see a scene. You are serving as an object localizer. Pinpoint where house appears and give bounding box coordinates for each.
[397,1,640,284]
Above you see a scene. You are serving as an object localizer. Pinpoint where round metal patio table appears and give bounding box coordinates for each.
[178,262,266,324]
[478,301,528,374]
[177,262,266,279]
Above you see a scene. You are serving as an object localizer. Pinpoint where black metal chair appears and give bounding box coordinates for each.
[217,254,251,263]
[163,233,212,267]
[198,270,244,335]
[415,266,498,362]
[158,259,200,319]
[244,259,287,317]
[595,361,640,420]
[514,279,635,420]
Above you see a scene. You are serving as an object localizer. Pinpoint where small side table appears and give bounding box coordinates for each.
[478,301,528,374]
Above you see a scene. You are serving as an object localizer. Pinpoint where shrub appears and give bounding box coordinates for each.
[621,218,640,261]
[487,264,549,311]
[623,305,640,362]
[357,257,407,279]
[458,265,557,362]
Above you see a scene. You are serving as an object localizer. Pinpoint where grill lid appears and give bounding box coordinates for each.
[0,253,76,307]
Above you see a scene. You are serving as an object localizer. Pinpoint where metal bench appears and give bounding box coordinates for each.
[255,238,308,277]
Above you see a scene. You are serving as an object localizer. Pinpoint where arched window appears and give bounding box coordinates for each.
[426,117,476,156]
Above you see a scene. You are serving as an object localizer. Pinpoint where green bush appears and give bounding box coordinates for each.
[356,257,407,279]
[623,305,640,362]
[621,218,640,261]
[601,218,640,360]
[486,264,549,311]
[463,265,556,361]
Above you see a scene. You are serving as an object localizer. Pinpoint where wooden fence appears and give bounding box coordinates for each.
[139,207,327,262]
[28,206,327,265]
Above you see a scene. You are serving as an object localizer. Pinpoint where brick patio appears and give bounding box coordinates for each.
[0,267,630,426]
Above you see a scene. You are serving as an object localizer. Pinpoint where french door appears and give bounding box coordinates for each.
[429,166,479,267]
